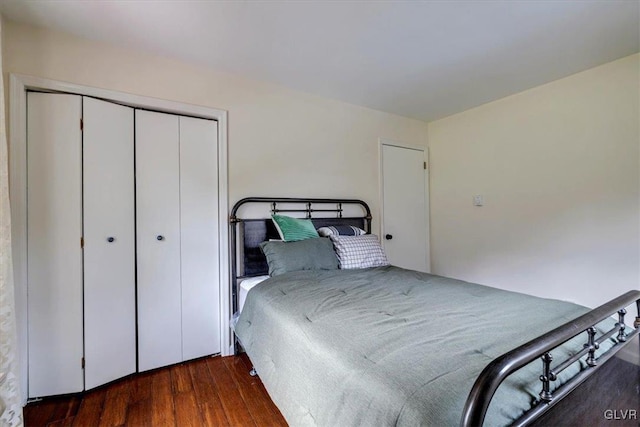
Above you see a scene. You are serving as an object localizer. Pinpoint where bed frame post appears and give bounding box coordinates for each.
[636,301,640,356]
[539,352,555,402]
[229,212,240,355]
[584,327,599,367]
[616,309,627,342]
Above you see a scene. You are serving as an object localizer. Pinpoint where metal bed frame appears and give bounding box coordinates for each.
[229,197,640,427]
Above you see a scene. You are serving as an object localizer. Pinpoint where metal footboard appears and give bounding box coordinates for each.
[461,290,640,427]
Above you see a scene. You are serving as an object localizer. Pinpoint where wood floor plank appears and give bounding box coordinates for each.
[201,402,230,427]
[71,389,105,427]
[45,395,80,426]
[46,416,75,427]
[171,363,194,395]
[206,356,256,426]
[24,398,62,427]
[189,359,229,425]
[66,397,81,421]
[174,392,204,427]
[150,369,176,426]
[128,371,153,404]
[188,359,219,404]
[97,380,130,427]
[224,357,287,426]
[124,398,152,427]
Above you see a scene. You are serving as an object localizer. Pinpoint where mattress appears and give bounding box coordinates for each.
[235,266,616,426]
[239,275,270,314]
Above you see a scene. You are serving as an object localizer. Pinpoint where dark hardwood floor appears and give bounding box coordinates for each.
[24,354,287,427]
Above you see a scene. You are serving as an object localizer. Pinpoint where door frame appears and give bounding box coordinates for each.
[378,138,430,272]
[9,74,231,404]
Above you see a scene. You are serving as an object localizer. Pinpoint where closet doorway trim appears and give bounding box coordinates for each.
[9,74,230,405]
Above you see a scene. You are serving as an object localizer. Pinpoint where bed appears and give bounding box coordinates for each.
[230,197,640,426]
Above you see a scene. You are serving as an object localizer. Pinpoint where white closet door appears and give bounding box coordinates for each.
[136,110,182,371]
[179,117,220,360]
[27,93,84,397]
[382,144,429,272]
[83,97,136,389]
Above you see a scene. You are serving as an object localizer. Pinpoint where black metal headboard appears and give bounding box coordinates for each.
[230,197,372,313]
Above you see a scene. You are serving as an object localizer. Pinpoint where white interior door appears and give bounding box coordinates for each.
[179,116,220,360]
[381,143,430,272]
[27,93,84,397]
[83,97,136,389]
[136,110,182,371]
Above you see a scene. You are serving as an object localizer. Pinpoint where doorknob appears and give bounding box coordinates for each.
[385,234,393,240]
[157,235,164,241]
[107,237,115,243]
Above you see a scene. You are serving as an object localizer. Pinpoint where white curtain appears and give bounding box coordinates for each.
[0,17,24,427]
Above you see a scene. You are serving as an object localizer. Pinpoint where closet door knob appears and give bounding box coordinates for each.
[107,237,115,243]
[157,235,164,241]
[385,234,393,240]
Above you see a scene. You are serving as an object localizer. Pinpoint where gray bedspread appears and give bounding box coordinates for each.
[235,266,612,426]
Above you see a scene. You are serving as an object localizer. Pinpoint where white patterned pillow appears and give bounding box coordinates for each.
[329,234,389,269]
[317,225,366,237]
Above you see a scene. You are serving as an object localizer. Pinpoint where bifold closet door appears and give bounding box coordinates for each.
[27,93,83,397]
[83,97,136,389]
[179,116,220,360]
[136,110,183,371]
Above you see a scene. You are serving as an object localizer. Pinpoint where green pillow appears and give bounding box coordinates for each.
[271,214,319,242]
[260,238,339,276]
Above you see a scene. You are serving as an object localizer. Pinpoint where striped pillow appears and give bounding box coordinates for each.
[329,234,389,269]
[317,225,366,237]
[271,214,319,242]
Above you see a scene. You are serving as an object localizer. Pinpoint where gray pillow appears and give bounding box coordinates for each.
[260,237,339,276]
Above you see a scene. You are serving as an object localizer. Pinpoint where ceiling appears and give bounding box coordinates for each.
[0,1,638,122]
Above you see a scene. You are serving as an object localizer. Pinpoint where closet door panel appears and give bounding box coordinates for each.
[136,110,182,371]
[27,93,84,397]
[179,117,220,360]
[83,97,136,389]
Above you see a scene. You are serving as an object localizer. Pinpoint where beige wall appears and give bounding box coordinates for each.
[428,54,640,308]
[2,20,428,233]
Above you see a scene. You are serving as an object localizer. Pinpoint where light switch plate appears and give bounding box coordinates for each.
[473,195,484,206]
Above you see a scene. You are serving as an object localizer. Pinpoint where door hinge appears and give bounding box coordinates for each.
[81,357,85,369]
[423,161,427,170]
[80,237,84,248]
[80,118,83,131]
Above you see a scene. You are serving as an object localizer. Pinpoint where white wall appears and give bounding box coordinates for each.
[2,20,428,234]
[428,54,640,308]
